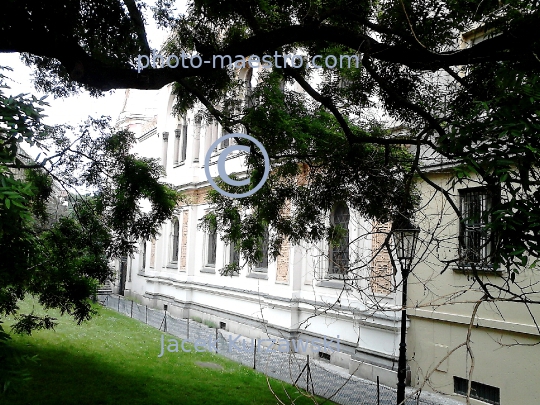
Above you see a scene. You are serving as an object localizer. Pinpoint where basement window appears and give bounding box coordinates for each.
[318,352,331,361]
[454,376,500,405]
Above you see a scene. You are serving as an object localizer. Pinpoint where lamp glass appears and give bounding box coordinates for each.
[393,226,420,270]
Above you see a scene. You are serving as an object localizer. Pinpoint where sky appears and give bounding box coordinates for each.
[0,53,126,127]
[0,0,177,157]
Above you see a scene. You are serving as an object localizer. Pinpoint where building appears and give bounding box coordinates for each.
[407,163,540,405]
[111,30,540,404]
[112,80,408,387]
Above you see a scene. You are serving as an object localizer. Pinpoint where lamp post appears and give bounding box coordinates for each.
[392,219,420,405]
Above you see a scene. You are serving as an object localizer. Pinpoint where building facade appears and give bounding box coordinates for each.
[406,163,540,404]
[112,83,406,387]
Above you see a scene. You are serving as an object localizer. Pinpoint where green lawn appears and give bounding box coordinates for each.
[1,299,329,405]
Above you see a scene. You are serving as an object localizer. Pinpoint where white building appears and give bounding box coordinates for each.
[112,77,407,386]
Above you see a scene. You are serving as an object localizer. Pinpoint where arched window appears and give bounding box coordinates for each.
[329,202,350,276]
[171,218,180,262]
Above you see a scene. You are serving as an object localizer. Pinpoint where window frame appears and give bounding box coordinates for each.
[224,241,240,276]
[328,202,350,278]
[252,227,269,273]
[180,123,188,162]
[205,226,217,267]
[458,187,496,268]
[141,239,147,271]
[171,218,180,264]
[454,376,500,405]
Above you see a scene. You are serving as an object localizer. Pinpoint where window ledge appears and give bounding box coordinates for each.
[247,271,268,280]
[166,263,178,270]
[316,279,351,290]
[173,161,185,168]
[200,267,216,274]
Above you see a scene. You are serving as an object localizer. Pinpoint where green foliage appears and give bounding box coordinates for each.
[200,72,416,266]
[0,322,38,393]
[443,63,540,272]
[2,2,540,276]
[2,0,540,282]
[0,71,182,391]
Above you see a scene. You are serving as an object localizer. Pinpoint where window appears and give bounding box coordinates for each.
[141,240,147,270]
[459,188,493,266]
[219,239,240,276]
[328,202,350,276]
[173,122,188,164]
[454,376,500,405]
[171,218,179,263]
[220,127,230,149]
[181,122,188,162]
[206,228,217,266]
[229,242,240,267]
[318,352,331,361]
[254,227,269,272]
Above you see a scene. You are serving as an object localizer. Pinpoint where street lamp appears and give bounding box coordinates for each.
[392,218,420,405]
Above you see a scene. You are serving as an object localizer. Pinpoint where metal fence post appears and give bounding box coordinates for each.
[163,305,168,332]
[306,355,310,393]
[377,376,380,405]
[215,328,218,352]
[187,318,190,340]
[131,300,134,318]
[117,295,120,312]
[253,339,257,369]
[145,305,148,324]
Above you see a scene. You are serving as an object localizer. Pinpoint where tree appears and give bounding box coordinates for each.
[1,0,539,267]
[0,68,182,390]
[2,1,540,402]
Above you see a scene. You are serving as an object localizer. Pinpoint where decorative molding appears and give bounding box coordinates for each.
[180,210,189,270]
[138,127,157,142]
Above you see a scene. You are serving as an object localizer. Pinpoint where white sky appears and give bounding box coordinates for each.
[0,0,179,150]
[0,53,126,127]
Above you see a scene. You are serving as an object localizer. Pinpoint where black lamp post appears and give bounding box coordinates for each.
[393,219,420,405]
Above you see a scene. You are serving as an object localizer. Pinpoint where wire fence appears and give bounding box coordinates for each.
[99,294,441,405]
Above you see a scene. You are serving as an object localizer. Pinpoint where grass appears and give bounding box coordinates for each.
[202,320,218,329]
[190,316,202,323]
[1,299,330,405]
